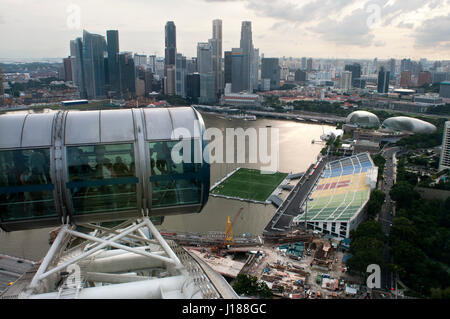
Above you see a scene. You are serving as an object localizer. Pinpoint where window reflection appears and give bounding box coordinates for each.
[149,140,202,208]
[0,149,56,222]
[66,144,138,215]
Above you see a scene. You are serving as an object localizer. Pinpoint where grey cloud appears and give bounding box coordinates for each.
[310,8,375,46]
[0,15,4,24]
[245,0,354,25]
[397,21,414,29]
[414,14,450,48]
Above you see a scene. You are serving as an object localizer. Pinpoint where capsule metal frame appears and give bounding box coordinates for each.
[0,107,210,232]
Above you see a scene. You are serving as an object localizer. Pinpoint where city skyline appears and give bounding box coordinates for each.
[1,0,450,61]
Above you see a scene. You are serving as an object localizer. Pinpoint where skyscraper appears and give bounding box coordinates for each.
[176,53,187,98]
[197,42,216,103]
[148,55,156,74]
[389,58,396,75]
[70,37,86,98]
[82,30,107,99]
[301,57,307,70]
[0,68,4,106]
[252,48,259,91]
[439,121,450,172]
[164,21,176,95]
[107,30,120,97]
[261,58,280,90]
[63,57,73,82]
[400,71,412,88]
[345,63,361,82]
[377,66,390,94]
[339,71,352,92]
[119,52,136,99]
[134,54,147,67]
[224,51,232,85]
[240,21,253,92]
[307,58,313,73]
[418,71,432,87]
[231,48,244,93]
[212,19,223,95]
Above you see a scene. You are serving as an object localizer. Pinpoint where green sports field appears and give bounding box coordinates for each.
[210,168,288,202]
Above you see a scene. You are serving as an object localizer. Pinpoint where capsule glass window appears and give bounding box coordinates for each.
[149,140,202,208]
[0,149,57,222]
[66,143,138,215]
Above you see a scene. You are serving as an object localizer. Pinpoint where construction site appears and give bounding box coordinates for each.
[161,206,367,299]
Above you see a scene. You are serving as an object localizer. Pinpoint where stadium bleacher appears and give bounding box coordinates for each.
[294,153,377,237]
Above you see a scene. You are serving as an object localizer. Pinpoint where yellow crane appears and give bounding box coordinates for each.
[224,207,244,246]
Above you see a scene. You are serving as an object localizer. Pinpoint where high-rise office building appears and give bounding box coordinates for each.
[440,82,450,98]
[176,53,187,98]
[418,71,432,87]
[197,42,215,103]
[307,58,313,73]
[252,48,259,91]
[389,58,396,75]
[70,37,86,98]
[0,68,4,106]
[164,65,176,96]
[224,51,232,86]
[212,19,223,95]
[164,21,176,95]
[187,58,197,74]
[301,57,307,70]
[439,121,450,172]
[106,30,120,97]
[82,30,107,99]
[240,21,253,92]
[401,58,412,73]
[400,71,412,88]
[186,73,200,104]
[339,71,352,92]
[294,69,307,82]
[119,52,136,99]
[261,58,280,90]
[63,57,73,82]
[377,67,390,94]
[134,54,147,67]
[148,55,156,73]
[231,48,244,93]
[345,63,361,82]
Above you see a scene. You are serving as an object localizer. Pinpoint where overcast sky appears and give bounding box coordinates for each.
[0,0,449,60]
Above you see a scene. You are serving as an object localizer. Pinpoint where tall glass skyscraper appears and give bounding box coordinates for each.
[164,21,177,95]
[82,30,107,99]
[261,58,280,90]
[212,19,223,96]
[119,52,136,99]
[70,37,86,98]
[377,67,390,94]
[240,21,253,92]
[107,30,120,97]
[231,48,244,93]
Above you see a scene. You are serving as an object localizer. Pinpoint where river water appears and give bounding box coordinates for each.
[0,113,333,261]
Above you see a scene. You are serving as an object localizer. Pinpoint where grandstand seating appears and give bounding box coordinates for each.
[302,153,376,223]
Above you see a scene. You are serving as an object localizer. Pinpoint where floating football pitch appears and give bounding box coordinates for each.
[210,168,288,202]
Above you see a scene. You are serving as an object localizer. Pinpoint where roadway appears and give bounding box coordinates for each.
[264,158,328,233]
[378,146,401,291]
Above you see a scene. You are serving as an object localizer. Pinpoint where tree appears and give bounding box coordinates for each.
[389,182,420,208]
[232,274,273,298]
[367,189,385,218]
[347,221,385,273]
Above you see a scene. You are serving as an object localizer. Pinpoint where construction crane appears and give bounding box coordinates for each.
[224,207,244,246]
